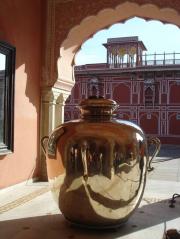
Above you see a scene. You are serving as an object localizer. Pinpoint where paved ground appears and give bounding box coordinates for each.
[0,145,180,239]
[148,144,180,182]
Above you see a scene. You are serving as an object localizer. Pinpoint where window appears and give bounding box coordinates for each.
[175,72,180,78]
[147,113,151,119]
[144,87,154,106]
[176,113,180,120]
[156,72,163,78]
[0,41,15,155]
[138,74,143,79]
[162,81,167,93]
[165,72,173,78]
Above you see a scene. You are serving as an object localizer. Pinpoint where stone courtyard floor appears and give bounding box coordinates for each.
[0,144,180,239]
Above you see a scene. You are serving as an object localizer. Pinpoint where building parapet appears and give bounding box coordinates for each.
[75,52,180,72]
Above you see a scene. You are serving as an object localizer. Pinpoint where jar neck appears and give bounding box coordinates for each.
[80,107,115,121]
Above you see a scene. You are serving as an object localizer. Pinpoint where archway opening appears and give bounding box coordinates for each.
[57,2,180,84]
[63,14,180,144]
[40,1,180,180]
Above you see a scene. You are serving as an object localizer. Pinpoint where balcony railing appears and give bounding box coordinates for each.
[109,52,180,68]
[141,53,180,66]
[75,53,180,71]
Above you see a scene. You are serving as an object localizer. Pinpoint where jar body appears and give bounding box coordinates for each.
[46,118,148,228]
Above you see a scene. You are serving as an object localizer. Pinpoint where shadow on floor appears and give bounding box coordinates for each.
[149,144,180,161]
[0,198,180,239]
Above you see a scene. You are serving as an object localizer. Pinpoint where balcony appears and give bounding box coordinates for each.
[75,53,180,72]
[109,52,180,69]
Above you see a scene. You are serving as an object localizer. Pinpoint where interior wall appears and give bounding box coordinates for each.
[0,0,42,188]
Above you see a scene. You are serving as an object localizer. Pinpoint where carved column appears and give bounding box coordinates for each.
[40,87,70,180]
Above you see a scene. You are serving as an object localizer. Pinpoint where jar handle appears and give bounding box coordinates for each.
[81,143,89,182]
[147,137,161,172]
[41,136,49,156]
[47,127,65,158]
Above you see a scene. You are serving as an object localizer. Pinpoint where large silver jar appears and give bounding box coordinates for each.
[41,97,160,228]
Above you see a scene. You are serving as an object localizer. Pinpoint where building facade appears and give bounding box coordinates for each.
[65,36,180,144]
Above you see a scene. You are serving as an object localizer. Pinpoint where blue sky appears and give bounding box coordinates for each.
[75,17,180,65]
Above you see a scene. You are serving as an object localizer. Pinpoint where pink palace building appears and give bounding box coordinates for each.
[64,36,180,144]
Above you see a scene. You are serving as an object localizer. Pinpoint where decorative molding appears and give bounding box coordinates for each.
[54,79,74,92]
[41,87,70,106]
[42,0,56,86]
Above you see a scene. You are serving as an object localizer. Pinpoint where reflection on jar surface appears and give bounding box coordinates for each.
[45,97,149,228]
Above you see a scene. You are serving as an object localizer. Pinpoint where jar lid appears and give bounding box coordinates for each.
[79,97,118,118]
[79,97,117,108]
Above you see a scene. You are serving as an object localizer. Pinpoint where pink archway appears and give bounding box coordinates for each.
[113,83,131,104]
[140,113,159,135]
[57,2,180,85]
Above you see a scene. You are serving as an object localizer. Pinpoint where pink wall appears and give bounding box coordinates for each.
[113,83,130,104]
[169,84,180,103]
[0,0,42,188]
[169,113,180,135]
[140,113,159,135]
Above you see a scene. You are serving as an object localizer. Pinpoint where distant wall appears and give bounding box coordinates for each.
[0,0,42,188]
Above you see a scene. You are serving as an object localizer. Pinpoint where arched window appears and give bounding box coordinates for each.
[144,87,154,106]
[113,83,130,104]
[0,41,15,154]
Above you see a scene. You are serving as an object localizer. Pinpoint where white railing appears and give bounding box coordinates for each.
[75,53,180,71]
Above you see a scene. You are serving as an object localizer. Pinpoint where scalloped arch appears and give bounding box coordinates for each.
[57,1,180,84]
